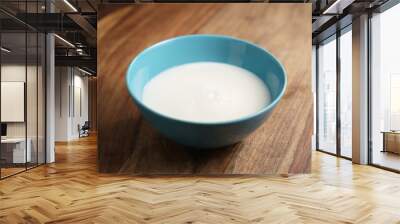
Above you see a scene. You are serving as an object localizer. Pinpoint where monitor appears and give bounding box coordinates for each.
[1,123,7,137]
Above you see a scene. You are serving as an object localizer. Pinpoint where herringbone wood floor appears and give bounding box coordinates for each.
[1,135,400,223]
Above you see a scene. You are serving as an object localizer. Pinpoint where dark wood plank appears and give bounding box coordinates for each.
[88,77,97,132]
[97,3,312,174]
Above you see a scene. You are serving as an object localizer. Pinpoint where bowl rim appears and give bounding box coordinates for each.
[126,34,287,125]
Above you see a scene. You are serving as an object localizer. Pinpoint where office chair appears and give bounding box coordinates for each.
[79,121,90,138]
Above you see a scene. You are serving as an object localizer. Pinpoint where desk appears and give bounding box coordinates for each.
[1,138,31,163]
[382,131,400,154]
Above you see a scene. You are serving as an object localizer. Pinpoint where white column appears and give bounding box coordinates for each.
[46,32,55,163]
[352,14,369,164]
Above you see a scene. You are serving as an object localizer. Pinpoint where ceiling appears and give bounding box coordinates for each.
[311,0,391,44]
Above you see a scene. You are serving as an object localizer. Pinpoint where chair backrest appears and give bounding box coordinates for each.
[82,121,90,129]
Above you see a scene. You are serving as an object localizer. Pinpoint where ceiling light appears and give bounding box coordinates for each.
[54,34,75,48]
[77,67,93,76]
[322,0,355,15]
[1,47,11,53]
[63,0,78,12]
[323,0,340,14]
[76,48,84,55]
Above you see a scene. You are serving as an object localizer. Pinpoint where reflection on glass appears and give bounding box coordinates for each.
[371,4,400,171]
[27,31,38,169]
[340,29,352,158]
[318,37,337,154]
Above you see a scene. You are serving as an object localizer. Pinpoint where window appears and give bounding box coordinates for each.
[370,3,400,171]
[316,26,353,159]
[317,36,337,154]
[340,28,352,158]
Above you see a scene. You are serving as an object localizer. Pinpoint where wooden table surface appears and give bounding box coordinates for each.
[98,3,312,174]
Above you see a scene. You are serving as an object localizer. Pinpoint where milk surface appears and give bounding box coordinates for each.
[142,62,271,123]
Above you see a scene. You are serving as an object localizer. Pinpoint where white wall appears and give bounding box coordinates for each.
[55,67,89,141]
[55,66,70,141]
[69,73,89,139]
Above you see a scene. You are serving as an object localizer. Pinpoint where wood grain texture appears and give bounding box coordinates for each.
[98,3,312,174]
[1,136,400,223]
[88,77,97,132]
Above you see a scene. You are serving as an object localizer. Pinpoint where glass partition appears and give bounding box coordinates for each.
[1,30,28,177]
[27,30,38,169]
[0,2,46,179]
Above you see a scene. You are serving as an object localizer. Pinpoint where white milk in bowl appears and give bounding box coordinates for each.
[142,62,271,123]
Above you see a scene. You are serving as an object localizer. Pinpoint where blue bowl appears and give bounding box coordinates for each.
[126,35,287,148]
